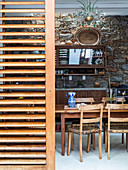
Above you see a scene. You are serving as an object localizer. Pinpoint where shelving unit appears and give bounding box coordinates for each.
[55,45,107,76]
[56,73,105,76]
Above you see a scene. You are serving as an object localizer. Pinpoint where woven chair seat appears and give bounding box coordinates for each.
[105,123,128,132]
[105,123,128,133]
[68,124,100,135]
[105,122,128,126]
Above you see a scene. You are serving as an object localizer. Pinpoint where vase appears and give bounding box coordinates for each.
[66,92,76,108]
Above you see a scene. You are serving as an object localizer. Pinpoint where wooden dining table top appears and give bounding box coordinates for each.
[55,104,128,113]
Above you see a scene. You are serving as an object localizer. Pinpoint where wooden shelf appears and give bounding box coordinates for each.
[56,65,105,69]
[56,74,105,76]
[59,56,102,58]
[56,44,106,49]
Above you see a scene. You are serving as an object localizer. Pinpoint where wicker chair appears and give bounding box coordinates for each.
[67,104,103,162]
[102,97,126,144]
[105,104,128,160]
[71,98,95,151]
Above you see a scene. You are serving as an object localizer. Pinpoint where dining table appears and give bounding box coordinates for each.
[55,104,128,156]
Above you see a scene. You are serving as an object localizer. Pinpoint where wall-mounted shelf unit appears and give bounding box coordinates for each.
[55,45,107,76]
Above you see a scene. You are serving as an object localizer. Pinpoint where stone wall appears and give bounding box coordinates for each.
[6,15,128,88]
[55,15,128,88]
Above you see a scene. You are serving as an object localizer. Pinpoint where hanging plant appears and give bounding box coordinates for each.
[76,0,103,27]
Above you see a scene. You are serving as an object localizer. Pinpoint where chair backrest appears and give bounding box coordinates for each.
[79,104,103,133]
[106,104,128,131]
[102,97,125,105]
[116,97,126,103]
[75,98,95,104]
[102,97,116,105]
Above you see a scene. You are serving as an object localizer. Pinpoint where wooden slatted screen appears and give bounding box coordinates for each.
[0,0,55,169]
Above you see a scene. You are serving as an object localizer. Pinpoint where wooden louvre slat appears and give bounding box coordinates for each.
[0,99,45,104]
[0,114,46,119]
[0,107,45,112]
[0,9,45,13]
[0,54,45,59]
[0,85,45,89]
[0,144,46,151]
[0,122,46,127]
[0,47,45,51]
[0,129,46,135]
[0,31,45,35]
[0,136,46,143]
[0,159,46,165]
[0,92,45,97]
[0,17,45,21]
[0,152,46,158]
[0,24,45,28]
[0,78,45,83]
[0,39,45,43]
[0,2,45,5]
[0,69,45,74]
[0,77,45,82]
[0,77,45,81]
[0,62,45,66]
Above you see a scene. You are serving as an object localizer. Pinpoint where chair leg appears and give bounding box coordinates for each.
[93,133,95,150]
[91,134,93,144]
[67,132,71,156]
[122,133,124,144]
[71,133,74,150]
[105,130,108,152]
[103,119,106,144]
[108,131,110,160]
[87,134,91,153]
[126,133,128,152]
[99,131,102,159]
[79,135,83,162]
[103,130,105,144]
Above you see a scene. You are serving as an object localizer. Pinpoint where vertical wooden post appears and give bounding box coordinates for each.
[108,105,110,160]
[45,0,55,169]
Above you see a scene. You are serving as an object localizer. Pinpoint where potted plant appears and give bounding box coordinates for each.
[77,0,99,23]
[77,80,83,88]
[107,92,115,103]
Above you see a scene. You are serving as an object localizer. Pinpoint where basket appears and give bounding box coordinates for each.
[75,27,101,46]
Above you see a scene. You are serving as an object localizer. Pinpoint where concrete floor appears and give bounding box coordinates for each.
[55,132,128,170]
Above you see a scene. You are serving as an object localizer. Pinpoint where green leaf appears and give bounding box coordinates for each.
[79,6,85,11]
[92,0,99,10]
[77,0,87,11]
